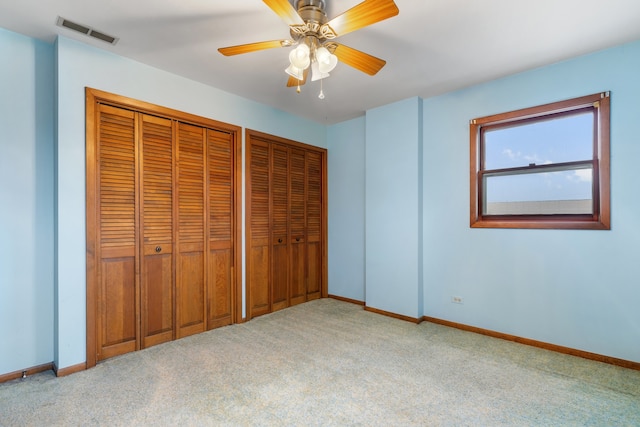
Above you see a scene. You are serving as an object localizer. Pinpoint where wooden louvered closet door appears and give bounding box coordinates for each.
[87,88,240,367]
[207,129,234,329]
[96,104,137,361]
[271,144,290,312]
[289,148,307,306]
[245,130,326,320]
[248,139,270,318]
[176,122,206,339]
[306,150,323,300]
[140,114,174,348]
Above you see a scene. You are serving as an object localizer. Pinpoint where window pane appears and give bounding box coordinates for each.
[484,168,593,215]
[484,112,593,170]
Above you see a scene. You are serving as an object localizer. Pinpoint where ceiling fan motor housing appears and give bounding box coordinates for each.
[296,0,328,25]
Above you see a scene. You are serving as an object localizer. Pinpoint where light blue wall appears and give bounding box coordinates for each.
[422,40,640,362]
[327,117,366,301]
[327,39,640,363]
[0,28,54,374]
[54,36,326,370]
[365,97,423,319]
[3,24,640,376]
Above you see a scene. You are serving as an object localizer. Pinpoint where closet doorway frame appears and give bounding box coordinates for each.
[85,87,243,368]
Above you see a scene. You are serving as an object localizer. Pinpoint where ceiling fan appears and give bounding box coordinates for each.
[218,0,399,97]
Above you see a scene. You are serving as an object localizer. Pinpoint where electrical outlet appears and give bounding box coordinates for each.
[451,296,463,304]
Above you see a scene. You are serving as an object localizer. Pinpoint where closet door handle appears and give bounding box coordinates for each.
[278,238,283,243]
[296,237,300,242]
[155,246,162,253]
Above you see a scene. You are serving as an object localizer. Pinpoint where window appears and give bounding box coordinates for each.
[470,92,610,229]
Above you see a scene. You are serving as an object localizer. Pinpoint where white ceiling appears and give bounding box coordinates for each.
[2,0,640,124]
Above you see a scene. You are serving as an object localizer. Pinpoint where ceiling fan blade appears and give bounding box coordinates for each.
[218,40,291,56]
[286,68,309,87]
[333,43,386,76]
[263,0,305,26]
[324,0,399,37]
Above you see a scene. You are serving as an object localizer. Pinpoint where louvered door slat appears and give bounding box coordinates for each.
[250,144,270,240]
[290,149,306,238]
[100,113,135,248]
[97,104,137,360]
[271,145,289,238]
[140,114,174,348]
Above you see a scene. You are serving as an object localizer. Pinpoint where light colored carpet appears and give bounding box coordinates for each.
[1,298,639,426]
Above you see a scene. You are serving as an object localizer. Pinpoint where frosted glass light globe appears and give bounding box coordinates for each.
[285,64,304,80]
[315,46,331,64]
[289,44,310,69]
[318,53,338,73]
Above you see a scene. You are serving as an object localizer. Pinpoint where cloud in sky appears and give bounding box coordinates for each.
[503,148,519,160]
[502,148,549,165]
[568,169,592,183]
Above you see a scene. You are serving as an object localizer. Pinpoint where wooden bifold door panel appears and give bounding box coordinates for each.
[207,129,235,329]
[96,105,137,360]
[176,122,206,339]
[306,150,323,300]
[86,88,241,367]
[289,147,307,306]
[140,114,174,349]
[246,130,327,320]
[271,143,289,312]
[247,140,270,318]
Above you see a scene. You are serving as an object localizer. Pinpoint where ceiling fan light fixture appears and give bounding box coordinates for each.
[315,46,331,63]
[289,44,311,69]
[318,52,338,73]
[218,0,399,94]
[285,63,305,80]
[311,61,330,81]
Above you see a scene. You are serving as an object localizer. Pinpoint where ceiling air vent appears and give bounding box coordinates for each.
[56,16,119,45]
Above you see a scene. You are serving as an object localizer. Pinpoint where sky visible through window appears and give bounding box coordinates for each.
[484,112,593,203]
